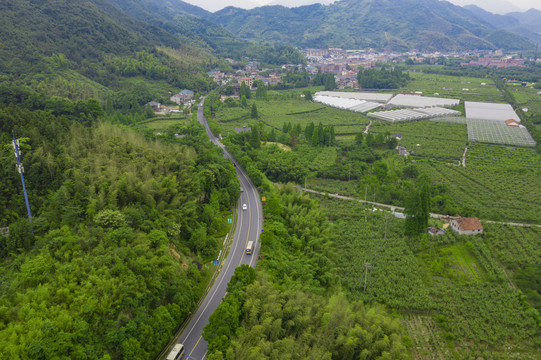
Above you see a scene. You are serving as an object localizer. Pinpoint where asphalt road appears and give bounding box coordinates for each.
[173,101,262,360]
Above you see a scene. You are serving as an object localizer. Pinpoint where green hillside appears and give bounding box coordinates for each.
[210,0,533,51]
[0,89,241,358]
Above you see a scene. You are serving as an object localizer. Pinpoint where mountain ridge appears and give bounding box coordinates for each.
[208,0,533,51]
[465,5,541,43]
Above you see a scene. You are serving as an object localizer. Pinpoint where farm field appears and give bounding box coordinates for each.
[401,72,505,103]
[316,195,541,359]
[370,120,468,161]
[217,74,540,225]
[418,143,541,223]
[215,97,370,136]
[467,119,536,147]
[508,84,541,115]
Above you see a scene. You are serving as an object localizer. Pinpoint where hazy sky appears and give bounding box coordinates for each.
[183,0,541,13]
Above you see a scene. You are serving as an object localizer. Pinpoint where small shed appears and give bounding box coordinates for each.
[397,146,409,156]
[506,119,520,127]
[427,227,446,236]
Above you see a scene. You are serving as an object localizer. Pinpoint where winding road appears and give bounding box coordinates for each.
[171,101,262,360]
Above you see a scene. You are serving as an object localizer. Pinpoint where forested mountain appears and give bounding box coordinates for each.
[0,0,223,108]
[208,0,533,51]
[465,5,541,42]
[105,0,255,58]
[1,0,306,109]
[0,0,176,74]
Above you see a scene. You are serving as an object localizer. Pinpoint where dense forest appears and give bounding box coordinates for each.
[0,88,240,359]
[203,185,408,360]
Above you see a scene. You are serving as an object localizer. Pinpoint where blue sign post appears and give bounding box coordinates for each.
[213,260,219,266]
[227,218,232,224]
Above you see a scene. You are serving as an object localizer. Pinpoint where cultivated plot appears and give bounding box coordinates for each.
[467,119,536,147]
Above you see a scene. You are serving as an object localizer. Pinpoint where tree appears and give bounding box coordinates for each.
[144,103,155,119]
[239,82,251,99]
[268,128,276,142]
[255,82,267,99]
[240,95,247,108]
[404,177,431,235]
[249,126,260,149]
[5,218,35,254]
[291,133,298,148]
[355,131,364,145]
[305,122,315,141]
[94,210,127,229]
[303,90,313,101]
[324,75,336,90]
[250,103,258,119]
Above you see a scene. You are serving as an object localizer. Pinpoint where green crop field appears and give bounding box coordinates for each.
[508,85,541,115]
[370,120,468,161]
[417,143,541,223]
[401,72,505,103]
[467,119,537,147]
[215,96,370,136]
[316,195,541,360]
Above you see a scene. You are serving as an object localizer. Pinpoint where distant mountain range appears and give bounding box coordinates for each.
[2,0,540,86]
[202,0,534,51]
[446,0,524,15]
[465,5,541,43]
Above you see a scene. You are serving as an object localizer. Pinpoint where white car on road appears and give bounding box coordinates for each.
[242,204,247,211]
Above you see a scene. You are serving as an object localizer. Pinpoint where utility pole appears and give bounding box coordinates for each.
[363,262,371,292]
[12,135,32,223]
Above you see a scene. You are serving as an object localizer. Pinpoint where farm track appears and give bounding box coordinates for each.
[303,188,541,228]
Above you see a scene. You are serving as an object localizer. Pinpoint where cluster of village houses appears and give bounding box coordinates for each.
[147,47,537,114]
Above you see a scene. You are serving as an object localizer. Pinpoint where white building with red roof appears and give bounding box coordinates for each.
[450,217,483,236]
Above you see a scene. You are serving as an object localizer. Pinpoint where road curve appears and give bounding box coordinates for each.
[173,100,263,360]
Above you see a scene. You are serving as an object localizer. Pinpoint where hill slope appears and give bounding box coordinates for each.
[105,0,254,58]
[0,0,178,73]
[209,0,532,50]
[465,5,541,43]
[0,0,223,103]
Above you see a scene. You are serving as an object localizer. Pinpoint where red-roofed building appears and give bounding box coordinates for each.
[506,119,520,127]
[450,217,483,235]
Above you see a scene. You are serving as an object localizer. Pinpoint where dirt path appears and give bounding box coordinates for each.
[462,146,468,167]
[302,187,541,228]
[363,120,373,134]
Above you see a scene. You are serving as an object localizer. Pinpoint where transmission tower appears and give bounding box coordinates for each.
[12,135,32,222]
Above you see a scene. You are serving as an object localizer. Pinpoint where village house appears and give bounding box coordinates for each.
[146,101,161,112]
[170,89,194,105]
[239,76,253,88]
[450,217,483,235]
